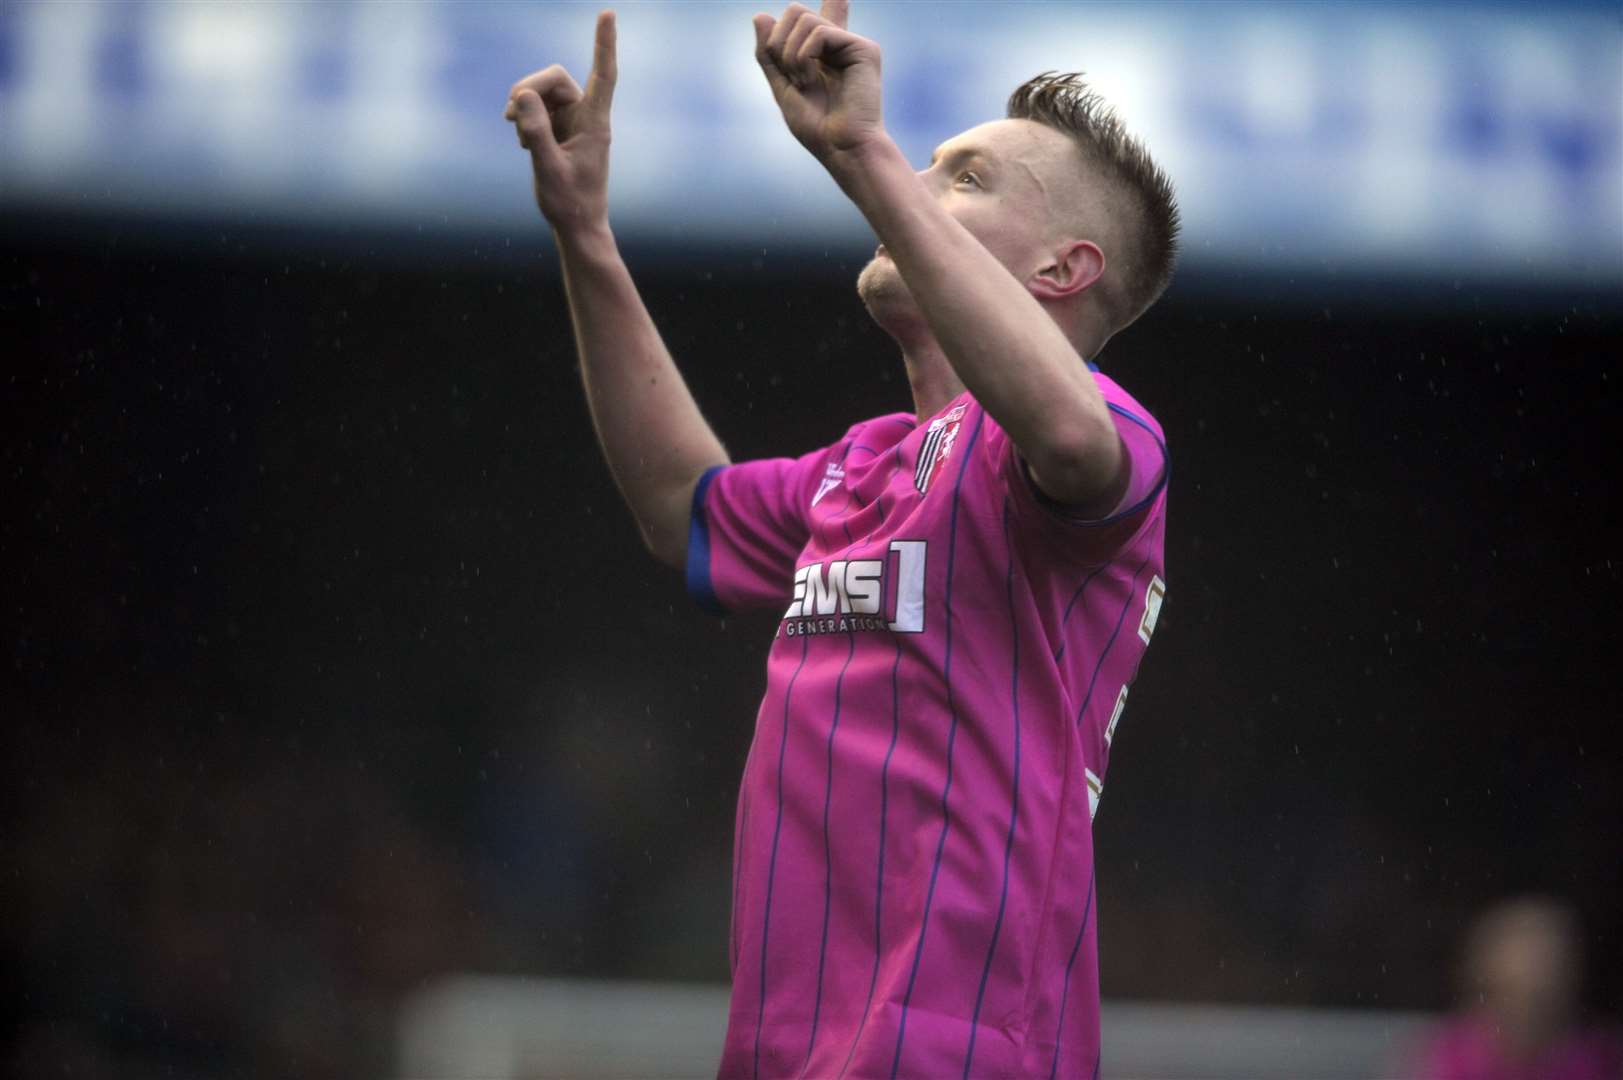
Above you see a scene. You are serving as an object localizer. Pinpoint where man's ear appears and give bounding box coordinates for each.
[1029,240,1105,301]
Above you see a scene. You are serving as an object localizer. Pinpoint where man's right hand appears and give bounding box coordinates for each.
[504,11,618,233]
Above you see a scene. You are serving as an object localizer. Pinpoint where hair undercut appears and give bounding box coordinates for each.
[1007,71,1180,329]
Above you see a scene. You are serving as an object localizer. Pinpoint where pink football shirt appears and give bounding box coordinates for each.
[689,367,1168,1079]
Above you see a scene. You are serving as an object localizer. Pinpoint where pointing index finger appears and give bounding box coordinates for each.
[585,10,617,109]
[819,0,849,29]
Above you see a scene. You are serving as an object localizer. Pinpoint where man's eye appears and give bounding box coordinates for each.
[956,172,981,188]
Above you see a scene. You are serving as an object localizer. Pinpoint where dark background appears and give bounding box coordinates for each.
[5,221,1620,1078]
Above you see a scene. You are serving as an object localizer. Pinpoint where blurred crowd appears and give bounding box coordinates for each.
[10,689,1621,1079]
[6,674,731,1079]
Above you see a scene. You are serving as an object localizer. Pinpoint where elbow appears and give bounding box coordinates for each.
[639,470,712,571]
[637,462,726,573]
[1027,419,1124,508]
[640,520,687,572]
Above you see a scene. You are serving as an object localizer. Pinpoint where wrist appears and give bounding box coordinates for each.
[823,133,905,187]
[552,216,616,257]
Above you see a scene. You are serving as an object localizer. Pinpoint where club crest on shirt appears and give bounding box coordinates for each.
[914,402,967,495]
[811,461,845,507]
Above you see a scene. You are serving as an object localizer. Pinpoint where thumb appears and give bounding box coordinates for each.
[511,89,561,162]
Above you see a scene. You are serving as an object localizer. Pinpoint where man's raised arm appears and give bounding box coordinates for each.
[752,1,1126,513]
[506,11,729,568]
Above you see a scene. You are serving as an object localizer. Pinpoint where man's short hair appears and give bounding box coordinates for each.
[1007,72,1180,329]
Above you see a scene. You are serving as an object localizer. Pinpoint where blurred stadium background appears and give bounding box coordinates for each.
[4,1,1619,1077]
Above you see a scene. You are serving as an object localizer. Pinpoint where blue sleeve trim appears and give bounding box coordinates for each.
[685,465,728,616]
[1026,402,1169,528]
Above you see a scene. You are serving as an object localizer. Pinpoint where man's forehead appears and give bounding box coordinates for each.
[932,118,1068,164]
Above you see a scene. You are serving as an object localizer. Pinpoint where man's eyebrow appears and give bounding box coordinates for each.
[928,145,992,170]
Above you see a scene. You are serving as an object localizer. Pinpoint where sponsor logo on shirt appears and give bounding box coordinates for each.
[778,540,927,637]
[811,461,845,507]
[1105,685,1129,747]
[914,402,967,495]
[1137,575,1166,645]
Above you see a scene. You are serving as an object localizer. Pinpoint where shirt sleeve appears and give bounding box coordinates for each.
[685,443,834,616]
[984,391,1169,565]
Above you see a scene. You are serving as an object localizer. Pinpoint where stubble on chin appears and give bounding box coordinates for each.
[856,256,915,324]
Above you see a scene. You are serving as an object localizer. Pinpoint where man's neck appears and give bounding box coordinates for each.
[901,345,967,423]
[882,305,1108,422]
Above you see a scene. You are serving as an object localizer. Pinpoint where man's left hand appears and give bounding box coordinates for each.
[753,1,885,166]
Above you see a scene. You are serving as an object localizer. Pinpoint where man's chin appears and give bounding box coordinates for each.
[856,257,915,319]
